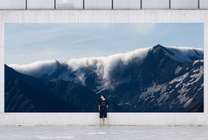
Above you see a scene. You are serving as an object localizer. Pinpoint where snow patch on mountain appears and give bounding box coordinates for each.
[183,97,193,108]
[139,83,166,100]
[163,46,203,63]
[175,66,182,74]
[139,59,203,109]
[169,72,189,85]
[193,59,203,66]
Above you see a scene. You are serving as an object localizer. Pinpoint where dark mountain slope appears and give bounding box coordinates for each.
[5,78,77,112]
[97,45,204,112]
[5,65,125,112]
[188,100,203,112]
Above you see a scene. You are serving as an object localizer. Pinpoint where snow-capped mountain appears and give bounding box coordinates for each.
[8,44,204,112]
[9,44,203,91]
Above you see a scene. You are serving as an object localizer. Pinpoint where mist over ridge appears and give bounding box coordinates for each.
[8,44,203,91]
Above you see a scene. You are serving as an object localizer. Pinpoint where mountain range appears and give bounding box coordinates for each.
[6,44,204,112]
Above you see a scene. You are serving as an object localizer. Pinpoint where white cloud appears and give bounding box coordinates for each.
[67,48,149,81]
[9,48,150,90]
[8,46,204,92]
[9,60,60,78]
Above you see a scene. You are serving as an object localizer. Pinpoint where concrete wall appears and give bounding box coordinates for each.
[0,10,207,126]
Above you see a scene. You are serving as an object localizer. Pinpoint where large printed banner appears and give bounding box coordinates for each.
[4,23,204,112]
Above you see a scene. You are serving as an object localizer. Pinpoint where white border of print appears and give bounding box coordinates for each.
[0,10,207,126]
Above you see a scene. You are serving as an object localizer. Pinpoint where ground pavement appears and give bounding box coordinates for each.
[0,125,207,140]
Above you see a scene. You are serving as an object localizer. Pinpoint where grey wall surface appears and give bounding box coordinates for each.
[171,0,198,9]
[0,0,25,9]
[113,0,140,9]
[27,0,54,9]
[56,0,83,9]
[85,0,112,9]
[142,0,169,9]
[200,0,208,9]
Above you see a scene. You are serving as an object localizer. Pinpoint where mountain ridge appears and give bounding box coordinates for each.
[5,65,126,112]
[8,45,203,90]
[5,77,78,112]
[5,44,204,112]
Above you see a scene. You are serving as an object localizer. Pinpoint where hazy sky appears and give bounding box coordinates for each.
[5,23,204,65]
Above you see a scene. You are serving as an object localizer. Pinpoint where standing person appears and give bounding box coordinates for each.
[98,94,109,127]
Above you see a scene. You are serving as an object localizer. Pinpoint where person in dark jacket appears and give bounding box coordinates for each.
[98,94,109,127]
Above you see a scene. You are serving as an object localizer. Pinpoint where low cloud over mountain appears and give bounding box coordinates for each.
[6,44,204,112]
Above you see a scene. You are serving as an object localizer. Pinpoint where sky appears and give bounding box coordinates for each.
[5,23,204,65]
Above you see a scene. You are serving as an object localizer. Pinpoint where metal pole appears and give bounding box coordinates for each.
[198,0,200,9]
[25,0,27,9]
[83,0,85,9]
[169,0,171,9]
[112,0,113,9]
[140,0,142,9]
[54,0,56,9]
